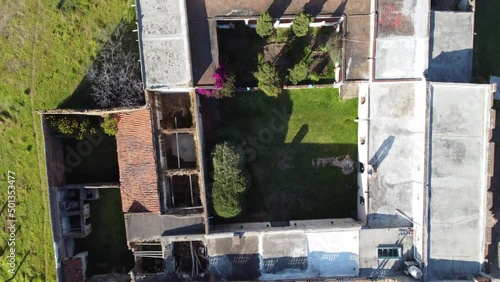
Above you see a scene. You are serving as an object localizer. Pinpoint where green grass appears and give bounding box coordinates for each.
[474,1,500,80]
[74,189,133,275]
[0,0,133,280]
[216,88,358,221]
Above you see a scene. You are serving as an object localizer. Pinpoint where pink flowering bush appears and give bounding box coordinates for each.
[197,65,235,98]
[197,88,214,97]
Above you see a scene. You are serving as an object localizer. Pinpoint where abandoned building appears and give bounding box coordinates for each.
[40,0,497,281]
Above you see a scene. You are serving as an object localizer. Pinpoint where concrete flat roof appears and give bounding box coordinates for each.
[186,0,371,18]
[426,83,493,280]
[366,82,426,228]
[124,213,204,242]
[359,228,414,279]
[375,0,429,79]
[207,229,360,280]
[427,12,474,83]
[345,15,371,80]
[136,0,192,90]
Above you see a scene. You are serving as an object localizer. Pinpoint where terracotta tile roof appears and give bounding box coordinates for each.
[117,109,161,213]
[62,257,84,282]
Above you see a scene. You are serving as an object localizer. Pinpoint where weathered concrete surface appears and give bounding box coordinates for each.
[359,228,414,279]
[375,0,429,79]
[490,75,500,100]
[345,15,371,80]
[137,0,192,89]
[124,213,204,242]
[427,11,473,83]
[367,82,426,228]
[186,0,371,18]
[426,83,493,280]
[207,230,359,280]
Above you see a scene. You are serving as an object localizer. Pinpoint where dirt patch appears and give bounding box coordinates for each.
[264,43,291,70]
[0,0,25,37]
[312,155,354,175]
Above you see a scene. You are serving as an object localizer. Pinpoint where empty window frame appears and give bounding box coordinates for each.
[377,246,402,259]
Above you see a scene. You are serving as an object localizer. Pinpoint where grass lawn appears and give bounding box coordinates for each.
[0,0,132,280]
[74,189,133,275]
[474,0,500,80]
[214,88,358,222]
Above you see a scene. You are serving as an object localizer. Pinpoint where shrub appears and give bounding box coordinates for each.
[326,34,342,65]
[101,114,117,136]
[212,142,250,218]
[275,28,290,43]
[292,10,312,37]
[288,61,309,85]
[217,73,235,98]
[253,62,282,96]
[46,115,97,140]
[205,65,235,99]
[256,12,274,38]
[308,72,320,82]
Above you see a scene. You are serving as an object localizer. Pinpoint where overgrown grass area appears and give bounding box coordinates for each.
[0,0,132,280]
[212,88,358,222]
[74,189,133,275]
[474,0,500,80]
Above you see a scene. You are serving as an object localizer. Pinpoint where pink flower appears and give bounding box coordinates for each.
[212,65,228,89]
[197,88,213,96]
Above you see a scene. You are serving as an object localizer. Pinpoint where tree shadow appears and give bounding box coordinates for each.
[334,0,348,15]
[58,17,143,109]
[304,0,328,17]
[268,0,292,18]
[5,250,30,281]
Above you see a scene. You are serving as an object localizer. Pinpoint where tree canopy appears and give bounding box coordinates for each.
[253,61,282,96]
[292,10,312,37]
[256,12,274,38]
[211,142,250,218]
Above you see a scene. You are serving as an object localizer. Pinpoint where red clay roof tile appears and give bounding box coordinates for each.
[116,109,160,213]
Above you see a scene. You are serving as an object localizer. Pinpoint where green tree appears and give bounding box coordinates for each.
[46,115,97,140]
[253,61,282,96]
[101,114,118,136]
[288,61,309,85]
[256,12,274,38]
[212,142,250,218]
[292,10,312,37]
[217,73,236,98]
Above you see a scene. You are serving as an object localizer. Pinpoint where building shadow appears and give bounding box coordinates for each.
[426,11,473,83]
[186,0,215,87]
[208,251,358,280]
[200,91,358,223]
